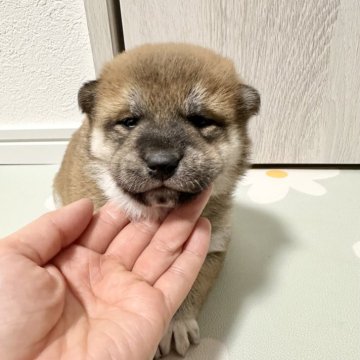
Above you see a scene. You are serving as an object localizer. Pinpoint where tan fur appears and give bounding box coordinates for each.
[54,43,260,357]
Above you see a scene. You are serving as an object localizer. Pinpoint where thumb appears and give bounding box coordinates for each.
[2,199,93,265]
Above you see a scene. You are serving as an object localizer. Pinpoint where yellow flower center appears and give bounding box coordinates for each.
[266,170,288,178]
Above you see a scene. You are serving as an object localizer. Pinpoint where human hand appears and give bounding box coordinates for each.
[0,189,211,360]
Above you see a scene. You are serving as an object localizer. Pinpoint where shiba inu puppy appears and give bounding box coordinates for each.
[54,43,260,357]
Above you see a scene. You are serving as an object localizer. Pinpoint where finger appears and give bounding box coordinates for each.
[2,199,93,265]
[78,201,130,253]
[105,219,160,269]
[154,218,211,315]
[132,187,212,284]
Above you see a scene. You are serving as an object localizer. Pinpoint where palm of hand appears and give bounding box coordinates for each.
[31,246,169,360]
[0,247,167,360]
[0,194,210,360]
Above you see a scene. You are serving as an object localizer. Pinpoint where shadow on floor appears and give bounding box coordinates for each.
[164,201,293,359]
[194,202,292,358]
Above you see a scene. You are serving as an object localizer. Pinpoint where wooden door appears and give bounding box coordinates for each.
[119,0,360,164]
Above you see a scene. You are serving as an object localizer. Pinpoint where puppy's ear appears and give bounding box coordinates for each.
[237,84,260,119]
[78,80,98,115]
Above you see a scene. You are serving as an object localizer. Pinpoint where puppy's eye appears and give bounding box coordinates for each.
[116,117,140,129]
[187,115,215,129]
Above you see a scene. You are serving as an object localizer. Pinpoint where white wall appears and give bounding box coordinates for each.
[0,1,95,130]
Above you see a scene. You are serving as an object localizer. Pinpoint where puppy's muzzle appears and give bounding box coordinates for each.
[143,149,183,181]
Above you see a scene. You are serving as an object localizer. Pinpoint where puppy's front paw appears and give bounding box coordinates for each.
[155,318,200,358]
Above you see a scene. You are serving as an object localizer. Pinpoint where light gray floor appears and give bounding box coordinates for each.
[0,166,359,360]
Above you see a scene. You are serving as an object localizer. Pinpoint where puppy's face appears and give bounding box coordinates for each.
[79,44,259,217]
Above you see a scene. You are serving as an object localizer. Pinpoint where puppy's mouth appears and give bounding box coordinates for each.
[113,163,215,208]
[123,186,200,207]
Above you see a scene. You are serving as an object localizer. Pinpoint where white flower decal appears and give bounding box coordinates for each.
[241,169,340,204]
[44,194,56,211]
[353,242,360,258]
[166,338,229,360]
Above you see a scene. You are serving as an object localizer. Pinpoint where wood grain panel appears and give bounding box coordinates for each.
[84,0,119,76]
[321,0,360,163]
[120,0,360,163]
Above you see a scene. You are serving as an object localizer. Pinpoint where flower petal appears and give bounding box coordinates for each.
[247,180,289,204]
[306,169,340,179]
[290,179,326,196]
[288,169,340,180]
[241,169,268,185]
[353,242,360,258]
[44,195,56,210]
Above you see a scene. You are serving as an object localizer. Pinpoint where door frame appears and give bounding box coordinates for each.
[83,0,124,76]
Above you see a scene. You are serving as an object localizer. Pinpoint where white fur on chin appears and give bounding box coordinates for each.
[89,163,171,222]
[88,163,228,253]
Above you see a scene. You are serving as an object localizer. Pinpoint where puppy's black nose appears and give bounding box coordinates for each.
[144,150,181,180]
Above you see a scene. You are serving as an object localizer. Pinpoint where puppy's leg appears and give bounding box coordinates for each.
[156,251,226,358]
